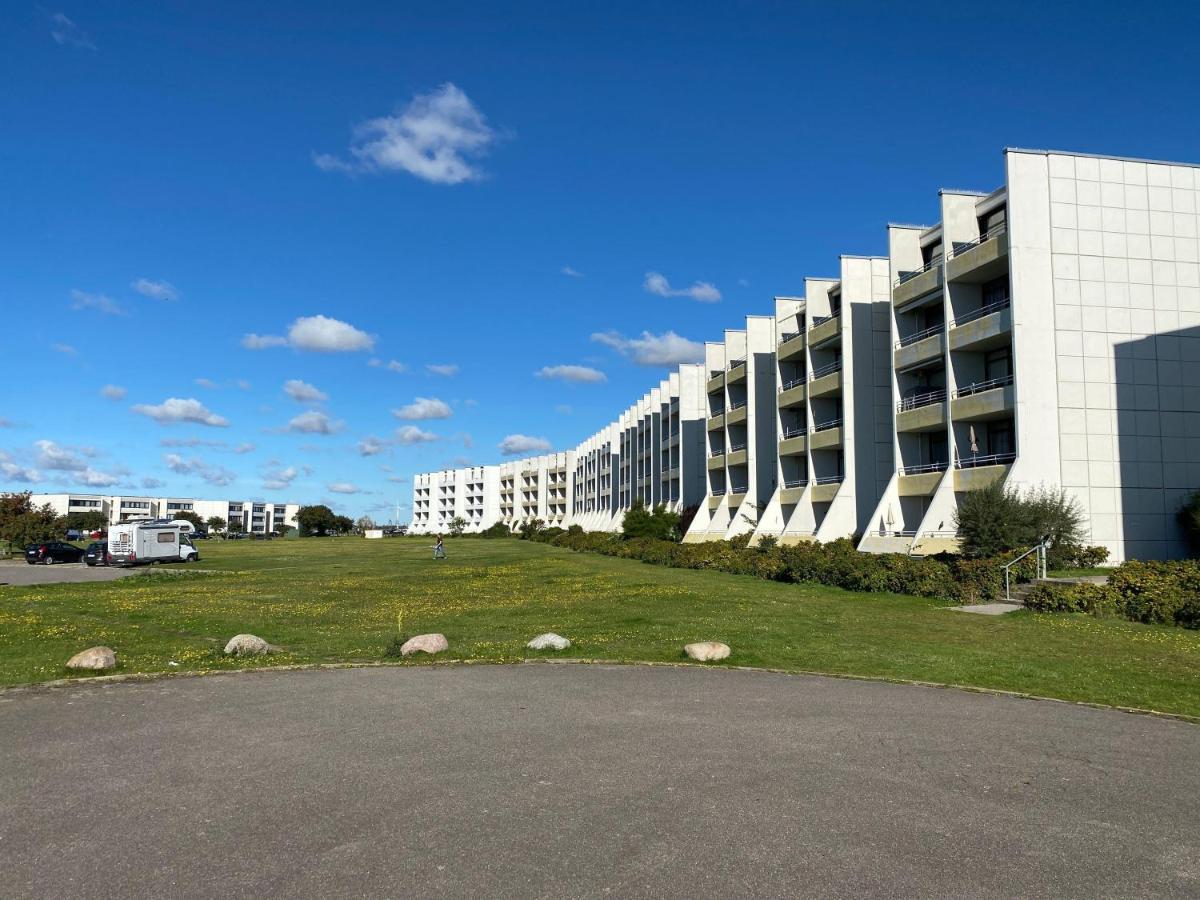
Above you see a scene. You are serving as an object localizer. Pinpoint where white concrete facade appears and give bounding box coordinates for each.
[31,493,299,533]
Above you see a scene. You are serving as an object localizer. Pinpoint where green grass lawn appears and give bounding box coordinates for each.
[2,536,1199,717]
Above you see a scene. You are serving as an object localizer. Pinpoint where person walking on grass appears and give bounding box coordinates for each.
[433,535,446,560]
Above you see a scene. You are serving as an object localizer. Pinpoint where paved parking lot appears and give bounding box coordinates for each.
[1,665,1197,898]
[0,559,140,586]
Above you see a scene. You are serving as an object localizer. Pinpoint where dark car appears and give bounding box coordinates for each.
[25,541,86,565]
[83,542,111,567]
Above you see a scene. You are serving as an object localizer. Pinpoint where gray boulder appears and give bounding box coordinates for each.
[400,633,449,657]
[223,634,274,656]
[66,646,117,671]
[527,633,571,651]
[684,641,731,662]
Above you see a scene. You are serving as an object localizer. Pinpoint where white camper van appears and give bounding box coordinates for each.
[108,520,200,567]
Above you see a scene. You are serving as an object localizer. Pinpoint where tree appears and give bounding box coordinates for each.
[295,504,336,536]
[0,493,60,547]
[206,516,227,535]
[355,515,376,534]
[273,520,292,537]
[332,515,355,535]
[517,518,545,540]
[448,516,467,537]
[171,510,204,529]
[621,499,681,541]
[227,518,244,535]
[956,481,1086,563]
[61,510,107,533]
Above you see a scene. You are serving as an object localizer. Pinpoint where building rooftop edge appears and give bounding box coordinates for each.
[1005,147,1200,170]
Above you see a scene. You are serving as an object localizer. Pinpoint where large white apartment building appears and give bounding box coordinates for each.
[31,493,300,533]
[413,149,1200,562]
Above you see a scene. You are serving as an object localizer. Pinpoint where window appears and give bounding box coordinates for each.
[922,242,943,267]
[984,348,1012,381]
[988,420,1015,456]
[978,205,1006,235]
[982,275,1010,307]
[156,532,176,544]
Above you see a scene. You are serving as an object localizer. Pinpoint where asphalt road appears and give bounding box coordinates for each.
[0,559,139,586]
[1,665,1197,899]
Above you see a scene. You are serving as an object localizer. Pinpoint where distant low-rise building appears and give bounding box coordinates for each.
[30,493,300,534]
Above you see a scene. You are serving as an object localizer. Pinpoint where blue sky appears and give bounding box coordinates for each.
[3,0,1199,520]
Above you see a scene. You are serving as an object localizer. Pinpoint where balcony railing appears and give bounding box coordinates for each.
[779,331,801,343]
[712,488,727,496]
[709,448,726,458]
[728,357,746,369]
[779,377,806,392]
[783,478,807,489]
[728,442,747,453]
[813,474,844,485]
[728,400,747,411]
[710,369,723,379]
[811,313,840,328]
[813,417,843,432]
[949,296,1011,328]
[810,360,842,380]
[955,452,1016,469]
[897,388,947,412]
[894,256,944,286]
[948,221,1007,258]
[710,407,725,417]
[782,425,807,439]
[900,461,949,476]
[895,322,946,349]
[952,373,1013,399]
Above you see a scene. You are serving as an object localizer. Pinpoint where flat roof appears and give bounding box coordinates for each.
[1006,146,1200,170]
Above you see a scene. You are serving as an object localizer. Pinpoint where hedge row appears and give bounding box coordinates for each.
[1025,561,1200,629]
[532,531,1016,604]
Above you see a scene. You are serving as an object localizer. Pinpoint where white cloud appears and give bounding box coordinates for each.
[591,330,705,366]
[283,379,328,403]
[48,11,95,50]
[286,410,342,435]
[498,434,552,456]
[262,465,300,491]
[368,358,407,373]
[161,437,224,449]
[194,377,217,389]
[327,482,361,494]
[51,343,76,355]
[643,271,721,303]
[358,435,387,456]
[132,397,230,427]
[536,364,606,384]
[393,397,452,420]
[561,266,585,278]
[132,278,180,301]
[70,289,125,316]
[387,474,408,484]
[314,83,497,184]
[395,425,438,446]
[426,363,459,377]
[233,442,256,454]
[141,477,165,489]
[34,440,123,486]
[241,333,288,349]
[101,384,126,401]
[164,453,235,487]
[0,450,41,483]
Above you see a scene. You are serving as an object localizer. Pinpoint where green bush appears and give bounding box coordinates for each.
[1108,560,1200,627]
[517,518,545,540]
[621,500,682,541]
[567,524,584,536]
[480,522,511,539]
[955,482,1087,565]
[1024,582,1117,615]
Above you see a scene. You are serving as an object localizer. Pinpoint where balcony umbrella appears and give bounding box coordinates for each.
[969,425,979,464]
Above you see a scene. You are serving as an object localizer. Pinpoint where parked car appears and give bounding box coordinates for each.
[84,541,112,567]
[25,541,85,565]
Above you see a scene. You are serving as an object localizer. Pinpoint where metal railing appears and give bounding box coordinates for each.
[955,452,1017,469]
[710,369,723,379]
[952,373,1013,398]
[897,388,947,412]
[782,425,807,439]
[712,488,727,496]
[895,322,945,349]
[779,331,801,344]
[813,417,843,432]
[811,313,840,328]
[728,400,747,411]
[728,442,747,453]
[949,221,1007,258]
[709,448,726,458]
[779,377,806,392]
[728,357,746,369]
[813,474,844,485]
[810,360,842,380]
[1003,540,1047,602]
[709,407,725,417]
[949,296,1011,328]
[782,478,808,489]
[900,461,949,475]
[894,256,944,286]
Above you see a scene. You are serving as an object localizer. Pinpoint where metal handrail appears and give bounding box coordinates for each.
[897,388,946,412]
[895,322,945,348]
[710,407,725,417]
[949,222,1007,257]
[813,474,844,485]
[955,452,1017,469]
[710,448,726,458]
[710,369,723,379]
[728,442,747,453]
[1003,540,1048,601]
[810,360,842,380]
[728,400,747,411]
[952,374,1013,398]
[729,357,746,369]
[782,426,807,439]
[813,418,843,432]
[900,461,949,475]
[894,256,944,286]
[783,478,807,489]
[949,296,1011,328]
[811,313,840,328]
[779,377,806,392]
[779,331,801,343]
[712,488,727,496]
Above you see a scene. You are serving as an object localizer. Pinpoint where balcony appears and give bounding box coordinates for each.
[707,411,725,431]
[777,377,807,409]
[809,418,843,450]
[707,450,726,471]
[947,224,1008,282]
[707,493,725,510]
[894,324,945,371]
[706,371,725,394]
[951,375,1014,422]
[778,427,807,456]
[779,479,807,504]
[725,401,748,426]
[808,314,841,348]
[948,299,1012,352]
[778,330,805,362]
[808,360,842,399]
[810,475,843,503]
[897,461,949,496]
[727,489,748,505]
[893,259,944,309]
[727,357,747,384]
[726,443,749,467]
[895,388,947,432]
[953,452,1015,490]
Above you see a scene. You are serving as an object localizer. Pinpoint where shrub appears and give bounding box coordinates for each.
[1108,560,1200,626]
[1024,582,1117,615]
[728,533,753,550]
[956,482,1086,564]
[947,558,1005,604]
[621,500,682,541]
[517,518,545,540]
[756,535,778,552]
[567,524,584,536]
[480,522,511,539]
